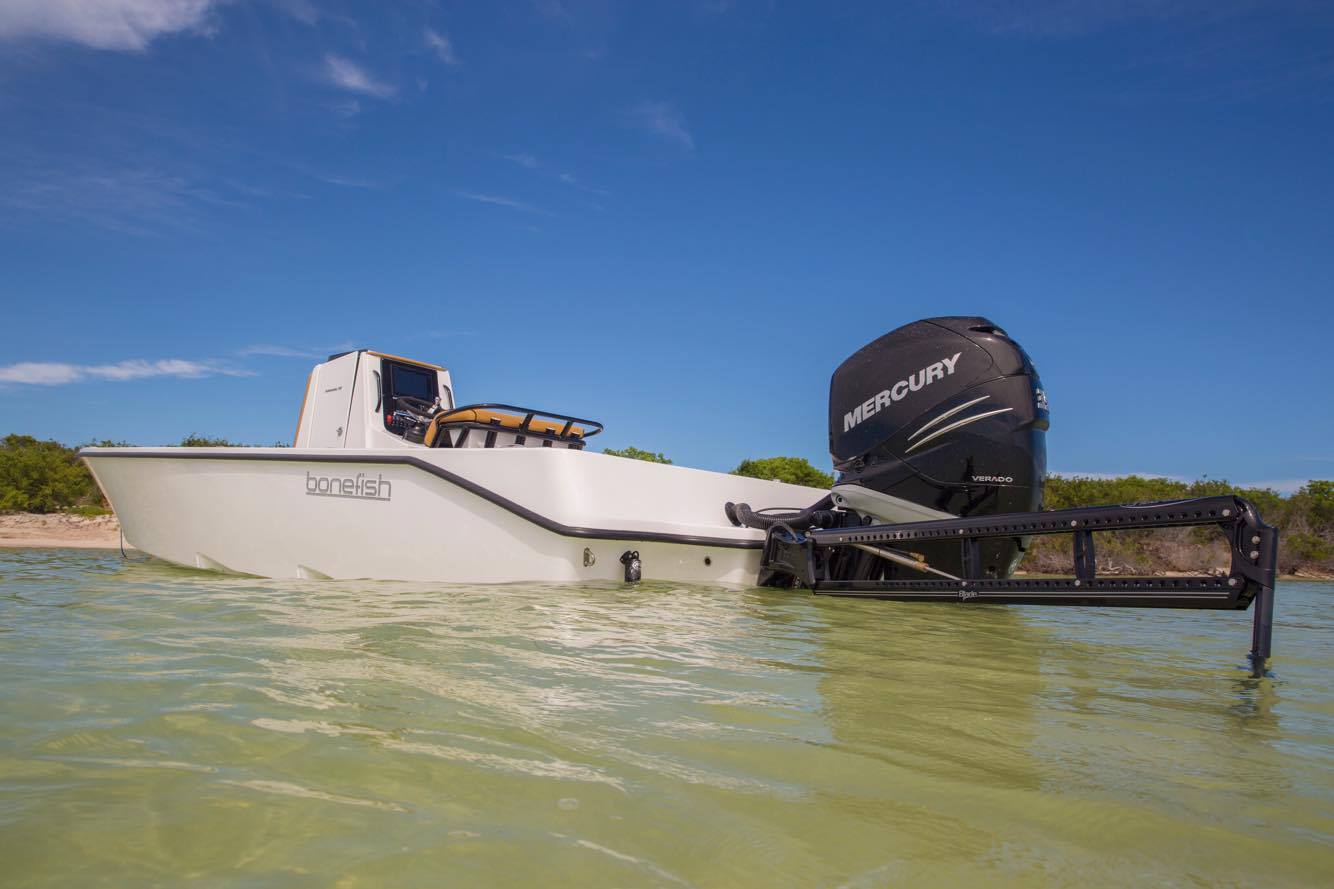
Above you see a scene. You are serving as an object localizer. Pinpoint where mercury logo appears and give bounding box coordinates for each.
[843,352,963,432]
[305,471,392,501]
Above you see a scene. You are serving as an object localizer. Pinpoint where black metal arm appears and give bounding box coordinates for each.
[759,495,1279,675]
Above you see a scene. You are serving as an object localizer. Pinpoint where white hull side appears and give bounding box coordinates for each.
[81,448,827,584]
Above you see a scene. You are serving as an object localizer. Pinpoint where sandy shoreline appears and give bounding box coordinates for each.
[0,513,129,549]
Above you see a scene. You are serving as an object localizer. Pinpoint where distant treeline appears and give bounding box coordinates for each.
[603,447,837,488]
[0,434,277,513]
[1034,475,1333,577]
[3,434,1330,575]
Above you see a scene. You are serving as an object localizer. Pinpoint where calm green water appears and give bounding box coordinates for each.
[1,549,1330,888]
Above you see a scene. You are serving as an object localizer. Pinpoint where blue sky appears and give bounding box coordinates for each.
[1,1,1331,492]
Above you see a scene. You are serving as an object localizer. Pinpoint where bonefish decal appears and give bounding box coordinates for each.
[305,471,392,501]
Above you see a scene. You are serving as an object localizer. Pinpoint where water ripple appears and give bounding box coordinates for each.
[1,548,1330,887]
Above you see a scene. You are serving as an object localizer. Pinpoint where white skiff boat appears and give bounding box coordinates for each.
[80,318,1281,672]
[81,349,824,583]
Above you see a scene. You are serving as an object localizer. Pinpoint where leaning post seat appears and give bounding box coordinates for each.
[424,404,603,450]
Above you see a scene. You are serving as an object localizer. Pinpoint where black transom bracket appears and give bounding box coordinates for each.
[759,495,1279,676]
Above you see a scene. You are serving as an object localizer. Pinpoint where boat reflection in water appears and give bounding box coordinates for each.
[804,592,1306,885]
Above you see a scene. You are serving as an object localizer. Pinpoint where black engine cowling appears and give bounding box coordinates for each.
[827,316,1048,579]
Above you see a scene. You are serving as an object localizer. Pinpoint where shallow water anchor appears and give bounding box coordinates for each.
[759,495,1280,676]
[1247,518,1280,675]
[1249,582,1275,675]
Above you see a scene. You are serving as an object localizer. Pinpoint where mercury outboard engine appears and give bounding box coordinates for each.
[734,318,1283,676]
[729,316,1048,580]
[825,316,1048,578]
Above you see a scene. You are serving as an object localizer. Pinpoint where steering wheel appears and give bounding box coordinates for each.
[394,396,437,419]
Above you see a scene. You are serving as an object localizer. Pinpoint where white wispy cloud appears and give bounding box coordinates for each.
[238,345,317,359]
[501,152,541,169]
[456,191,551,215]
[328,98,362,118]
[934,2,1334,103]
[0,159,259,235]
[0,0,218,52]
[558,170,609,197]
[424,27,460,65]
[238,341,356,360]
[314,173,377,188]
[323,54,396,98]
[272,0,319,26]
[631,101,694,150]
[533,0,569,20]
[0,358,252,386]
[500,153,608,198]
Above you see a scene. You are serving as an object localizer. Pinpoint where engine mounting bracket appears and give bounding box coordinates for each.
[759,495,1279,676]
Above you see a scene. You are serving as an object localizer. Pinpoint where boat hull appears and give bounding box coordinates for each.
[80,447,826,584]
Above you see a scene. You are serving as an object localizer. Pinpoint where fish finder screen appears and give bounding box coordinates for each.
[391,364,435,402]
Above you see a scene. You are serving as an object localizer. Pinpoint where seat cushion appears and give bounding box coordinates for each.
[425,408,584,446]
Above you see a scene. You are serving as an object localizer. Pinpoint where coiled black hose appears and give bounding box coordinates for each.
[725,495,836,531]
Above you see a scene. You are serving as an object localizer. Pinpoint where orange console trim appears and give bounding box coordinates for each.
[367,351,445,371]
[293,370,314,446]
